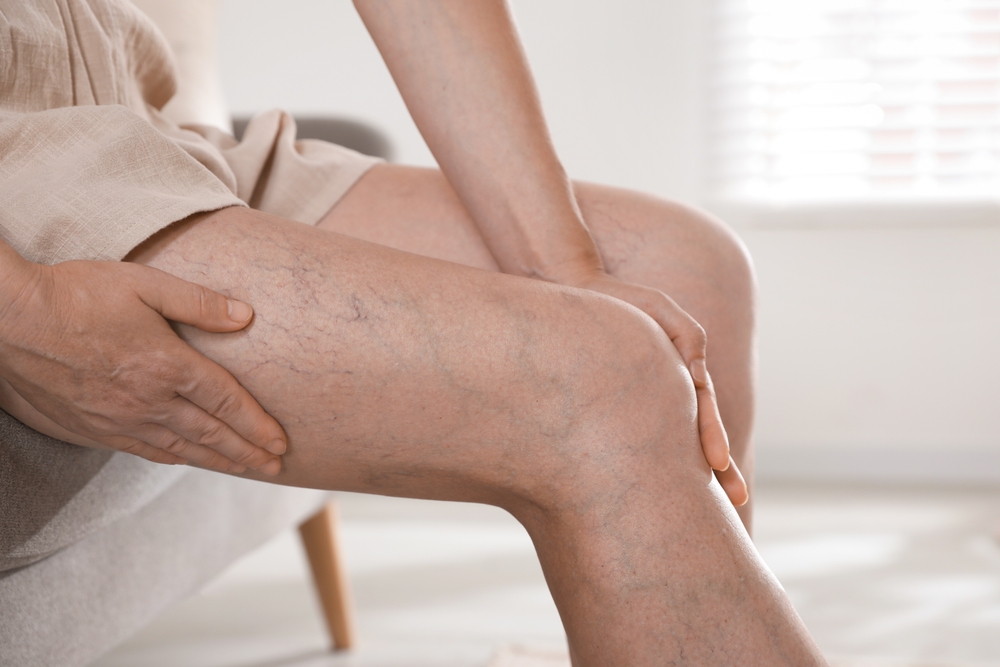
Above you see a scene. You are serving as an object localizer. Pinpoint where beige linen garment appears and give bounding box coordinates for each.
[0,0,381,570]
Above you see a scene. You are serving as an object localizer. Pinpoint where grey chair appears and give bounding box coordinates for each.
[232,115,394,162]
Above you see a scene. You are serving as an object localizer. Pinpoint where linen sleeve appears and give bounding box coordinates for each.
[0,104,244,265]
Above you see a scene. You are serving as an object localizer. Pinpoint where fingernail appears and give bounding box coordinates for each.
[259,458,282,476]
[266,439,287,455]
[227,298,253,323]
[689,358,709,386]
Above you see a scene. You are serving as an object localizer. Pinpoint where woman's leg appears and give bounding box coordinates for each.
[317,165,757,527]
[128,205,817,666]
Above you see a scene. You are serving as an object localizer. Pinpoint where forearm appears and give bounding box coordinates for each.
[354,1,745,503]
[354,0,603,283]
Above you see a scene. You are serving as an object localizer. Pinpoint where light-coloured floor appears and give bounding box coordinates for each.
[93,482,1000,667]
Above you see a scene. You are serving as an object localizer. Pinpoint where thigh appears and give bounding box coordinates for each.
[321,164,756,465]
[130,206,695,508]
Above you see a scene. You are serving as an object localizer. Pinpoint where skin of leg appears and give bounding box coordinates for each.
[128,206,821,666]
[316,164,757,529]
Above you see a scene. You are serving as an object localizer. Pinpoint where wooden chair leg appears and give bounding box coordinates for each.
[299,500,357,651]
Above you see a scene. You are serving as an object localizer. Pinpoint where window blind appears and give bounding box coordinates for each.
[710,0,1000,203]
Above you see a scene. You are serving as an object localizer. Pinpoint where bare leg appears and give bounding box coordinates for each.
[317,165,757,528]
[128,206,818,665]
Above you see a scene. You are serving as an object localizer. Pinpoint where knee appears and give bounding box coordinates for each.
[685,204,757,318]
[508,292,710,516]
[657,200,757,323]
[576,182,757,332]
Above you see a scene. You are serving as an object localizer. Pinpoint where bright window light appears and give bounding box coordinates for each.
[710,0,1000,203]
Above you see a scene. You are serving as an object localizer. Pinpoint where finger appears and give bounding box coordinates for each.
[103,434,188,466]
[131,423,267,475]
[715,457,749,507]
[643,299,730,471]
[128,263,255,332]
[157,395,283,473]
[694,369,731,472]
[173,346,288,455]
[645,294,706,369]
[114,428,240,472]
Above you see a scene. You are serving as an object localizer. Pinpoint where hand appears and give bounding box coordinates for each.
[570,271,748,506]
[0,256,287,474]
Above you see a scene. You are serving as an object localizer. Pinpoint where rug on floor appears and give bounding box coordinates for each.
[486,646,570,667]
[486,646,1000,667]
[828,659,1000,667]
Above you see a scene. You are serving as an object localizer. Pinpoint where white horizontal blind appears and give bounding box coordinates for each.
[710,0,1000,203]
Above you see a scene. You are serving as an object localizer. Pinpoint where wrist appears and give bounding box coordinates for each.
[531,250,606,287]
[0,241,42,324]
[491,199,607,285]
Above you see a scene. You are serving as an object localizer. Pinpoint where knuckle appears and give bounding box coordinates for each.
[197,285,221,320]
[186,376,242,419]
[689,323,708,350]
[195,419,228,446]
[85,412,127,437]
[690,318,706,338]
[161,435,191,455]
[139,348,184,385]
[212,389,242,418]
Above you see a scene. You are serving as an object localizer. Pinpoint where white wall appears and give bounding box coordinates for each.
[217,0,1000,483]
[744,225,1000,482]
[217,0,710,202]
[219,0,424,161]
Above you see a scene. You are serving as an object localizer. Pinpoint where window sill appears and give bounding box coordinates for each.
[707,197,1000,231]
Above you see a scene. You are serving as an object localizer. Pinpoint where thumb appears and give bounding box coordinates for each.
[130,264,254,332]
